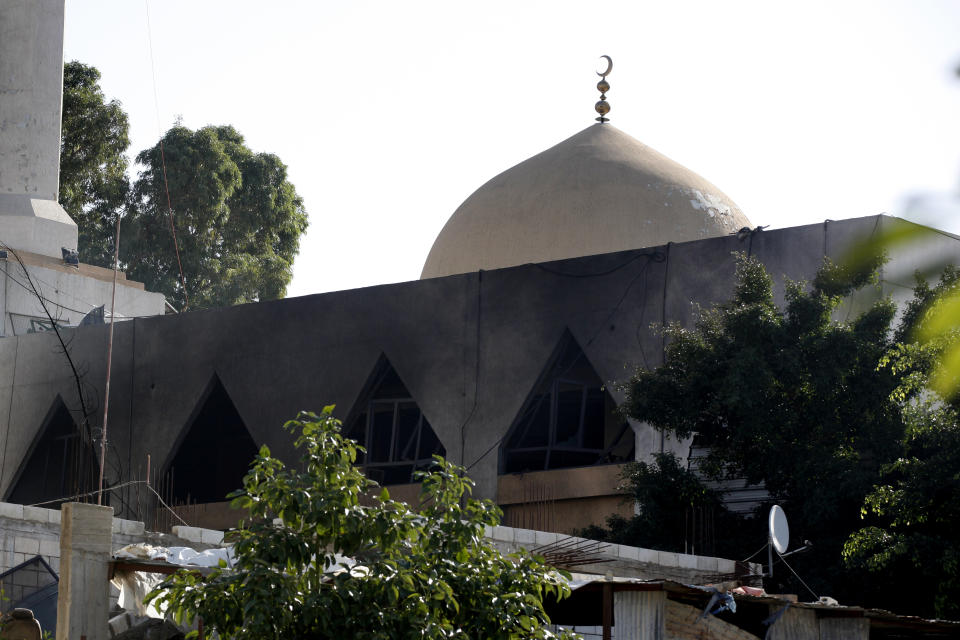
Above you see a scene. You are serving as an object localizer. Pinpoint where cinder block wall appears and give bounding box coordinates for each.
[0,501,224,576]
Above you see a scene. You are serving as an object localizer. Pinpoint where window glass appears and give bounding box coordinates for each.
[500,335,634,474]
[369,403,395,463]
[346,360,446,485]
[510,395,550,448]
[395,403,421,461]
[417,420,443,460]
[583,388,606,449]
[554,382,584,447]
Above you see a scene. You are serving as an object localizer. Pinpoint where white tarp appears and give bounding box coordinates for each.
[114,543,233,568]
[112,543,233,618]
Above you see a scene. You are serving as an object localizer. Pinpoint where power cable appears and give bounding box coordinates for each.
[531,252,648,278]
[25,479,189,527]
[1,263,90,316]
[464,250,665,471]
[0,243,96,447]
[144,0,190,310]
[27,479,144,507]
[146,482,190,527]
[1,262,163,322]
[741,542,770,563]
[10,263,114,314]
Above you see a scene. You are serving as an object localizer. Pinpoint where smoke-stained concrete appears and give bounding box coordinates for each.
[0,215,955,517]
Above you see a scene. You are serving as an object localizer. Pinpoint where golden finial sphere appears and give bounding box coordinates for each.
[597,79,610,94]
[595,100,610,116]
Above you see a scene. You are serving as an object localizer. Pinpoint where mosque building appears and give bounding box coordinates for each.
[1,2,959,540]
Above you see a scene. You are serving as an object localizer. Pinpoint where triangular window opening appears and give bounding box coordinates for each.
[500,333,634,474]
[345,358,445,485]
[7,399,99,509]
[165,377,258,505]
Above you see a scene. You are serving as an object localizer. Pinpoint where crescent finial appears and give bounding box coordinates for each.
[597,55,613,78]
[594,56,612,123]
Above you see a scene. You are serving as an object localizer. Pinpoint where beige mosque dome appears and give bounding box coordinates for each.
[420,122,752,279]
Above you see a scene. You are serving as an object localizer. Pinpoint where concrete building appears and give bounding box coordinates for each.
[0,209,954,535]
[0,0,165,337]
[1,0,958,548]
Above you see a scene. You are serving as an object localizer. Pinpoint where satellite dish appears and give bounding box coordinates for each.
[769,505,790,554]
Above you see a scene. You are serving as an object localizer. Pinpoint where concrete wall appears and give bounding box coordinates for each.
[0,0,65,202]
[0,0,80,260]
[0,250,166,336]
[498,464,632,533]
[483,523,750,585]
[0,501,223,577]
[0,215,955,523]
[0,500,224,638]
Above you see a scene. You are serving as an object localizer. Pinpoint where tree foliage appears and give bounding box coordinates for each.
[59,60,130,268]
[843,268,960,619]
[59,62,309,309]
[124,124,308,310]
[147,408,575,640]
[621,253,908,603]
[578,452,749,559]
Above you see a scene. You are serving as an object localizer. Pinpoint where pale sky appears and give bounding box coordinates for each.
[63,0,960,297]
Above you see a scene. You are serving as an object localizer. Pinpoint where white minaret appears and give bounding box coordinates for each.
[0,0,79,259]
[0,0,165,336]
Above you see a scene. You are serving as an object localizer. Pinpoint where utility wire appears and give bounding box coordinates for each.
[0,243,96,445]
[1,263,158,321]
[464,251,664,471]
[741,542,770,563]
[20,265,138,318]
[26,479,190,528]
[27,479,143,507]
[1,263,90,316]
[144,0,189,310]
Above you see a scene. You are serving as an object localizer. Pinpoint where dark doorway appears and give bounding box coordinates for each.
[165,377,258,504]
[6,399,99,508]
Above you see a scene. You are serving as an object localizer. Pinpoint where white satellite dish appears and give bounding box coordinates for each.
[769,505,790,554]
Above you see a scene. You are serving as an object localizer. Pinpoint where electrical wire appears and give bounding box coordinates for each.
[27,478,142,507]
[11,264,107,312]
[741,542,770,563]
[146,482,190,526]
[25,479,191,528]
[0,243,96,444]
[531,252,648,278]
[144,0,189,310]
[1,263,163,322]
[464,250,665,471]
[1,263,90,316]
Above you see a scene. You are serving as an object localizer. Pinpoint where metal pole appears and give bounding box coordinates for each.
[768,536,774,579]
[602,582,612,640]
[98,215,122,505]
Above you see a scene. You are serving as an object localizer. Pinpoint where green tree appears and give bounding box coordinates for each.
[124,124,308,310]
[147,407,575,640]
[621,253,907,602]
[59,60,130,268]
[844,268,960,619]
[578,452,749,559]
